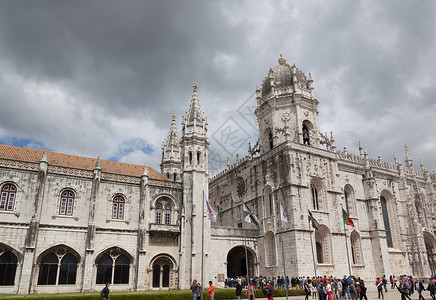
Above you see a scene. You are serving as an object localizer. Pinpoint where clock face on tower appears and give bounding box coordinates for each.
[237,179,246,198]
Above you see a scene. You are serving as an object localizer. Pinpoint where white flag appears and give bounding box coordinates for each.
[280,203,288,223]
[204,194,217,223]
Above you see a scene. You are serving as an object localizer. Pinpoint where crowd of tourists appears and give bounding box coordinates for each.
[221,273,436,300]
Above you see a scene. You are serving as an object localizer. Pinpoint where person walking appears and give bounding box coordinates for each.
[304,279,311,300]
[311,281,318,300]
[427,277,435,300]
[398,279,412,300]
[415,279,425,300]
[349,280,357,300]
[247,280,256,300]
[235,282,242,300]
[207,281,215,300]
[191,279,200,300]
[265,280,274,300]
[326,280,333,300]
[382,275,388,293]
[100,282,110,300]
[358,281,368,300]
[376,277,384,299]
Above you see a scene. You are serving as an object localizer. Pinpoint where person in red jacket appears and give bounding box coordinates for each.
[207,281,215,300]
[376,277,384,299]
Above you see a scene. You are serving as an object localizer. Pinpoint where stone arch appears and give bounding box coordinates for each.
[265,231,277,267]
[350,230,363,265]
[423,231,436,275]
[149,253,177,289]
[151,194,178,210]
[0,243,22,287]
[95,247,133,285]
[310,178,325,211]
[315,225,332,264]
[380,190,400,249]
[226,245,257,278]
[343,184,356,216]
[264,127,274,151]
[302,120,314,145]
[36,244,81,286]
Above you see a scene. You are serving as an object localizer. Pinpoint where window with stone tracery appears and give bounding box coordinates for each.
[344,184,355,216]
[264,186,274,217]
[164,205,171,225]
[310,179,324,211]
[0,184,16,211]
[380,196,393,248]
[155,204,162,224]
[37,247,79,285]
[96,248,130,284]
[0,245,18,286]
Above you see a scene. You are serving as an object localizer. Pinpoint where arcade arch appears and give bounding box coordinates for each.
[226,246,256,278]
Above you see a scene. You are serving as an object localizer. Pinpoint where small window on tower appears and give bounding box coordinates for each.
[197,152,200,165]
[303,124,310,145]
[189,152,192,165]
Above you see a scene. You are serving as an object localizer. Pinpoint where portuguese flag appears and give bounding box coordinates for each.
[342,208,354,226]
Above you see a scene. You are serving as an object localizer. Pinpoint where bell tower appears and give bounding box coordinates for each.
[179,83,210,289]
[254,54,320,153]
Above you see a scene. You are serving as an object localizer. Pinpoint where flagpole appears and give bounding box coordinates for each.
[341,205,352,277]
[201,190,205,300]
[308,219,317,279]
[242,198,250,289]
[280,203,289,300]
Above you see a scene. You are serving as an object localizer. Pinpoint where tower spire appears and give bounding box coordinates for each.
[186,82,205,123]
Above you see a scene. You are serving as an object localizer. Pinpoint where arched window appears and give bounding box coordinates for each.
[380,196,393,248]
[350,231,363,265]
[265,231,276,267]
[0,250,18,286]
[344,184,355,216]
[164,205,171,225]
[311,184,319,210]
[0,184,16,211]
[112,196,125,220]
[264,186,274,217]
[302,124,310,145]
[96,249,130,285]
[37,248,78,285]
[315,225,332,264]
[155,204,162,224]
[59,190,75,216]
[152,265,160,288]
[173,173,177,181]
[151,255,175,289]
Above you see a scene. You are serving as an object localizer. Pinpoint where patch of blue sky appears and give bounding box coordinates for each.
[0,137,47,151]
[108,138,154,161]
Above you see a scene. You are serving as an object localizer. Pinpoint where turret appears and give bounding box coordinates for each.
[160,113,182,181]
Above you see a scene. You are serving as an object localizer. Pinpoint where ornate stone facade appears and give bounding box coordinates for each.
[0,55,435,295]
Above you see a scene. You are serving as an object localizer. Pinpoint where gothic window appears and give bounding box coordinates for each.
[37,248,78,285]
[264,186,274,217]
[96,249,130,284]
[380,196,393,248]
[197,152,200,165]
[164,205,171,225]
[173,173,177,181]
[315,225,332,264]
[344,184,355,216]
[264,128,273,151]
[112,195,125,220]
[269,132,273,150]
[303,124,310,145]
[311,184,319,210]
[155,204,162,224]
[0,250,18,286]
[350,231,363,265]
[265,231,276,267]
[151,255,174,289]
[59,190,75,216]
[0,184,16,211]
[189,152,192,165]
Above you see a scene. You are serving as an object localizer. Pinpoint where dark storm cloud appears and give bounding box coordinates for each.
[0,0,435,172]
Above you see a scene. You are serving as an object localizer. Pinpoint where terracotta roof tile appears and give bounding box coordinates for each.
[0,144,170,181]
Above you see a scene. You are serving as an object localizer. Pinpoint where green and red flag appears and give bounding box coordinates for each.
[342,208,354,226]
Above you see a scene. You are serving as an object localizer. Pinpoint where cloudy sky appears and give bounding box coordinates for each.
[0,0,435,175]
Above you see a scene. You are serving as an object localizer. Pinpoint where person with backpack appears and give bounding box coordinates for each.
[398,279,412,300]
[100,282,110,300]
[264,280,274,300]
[382,275,388,293]
[376,277,384,299]
[358,280,367,300]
